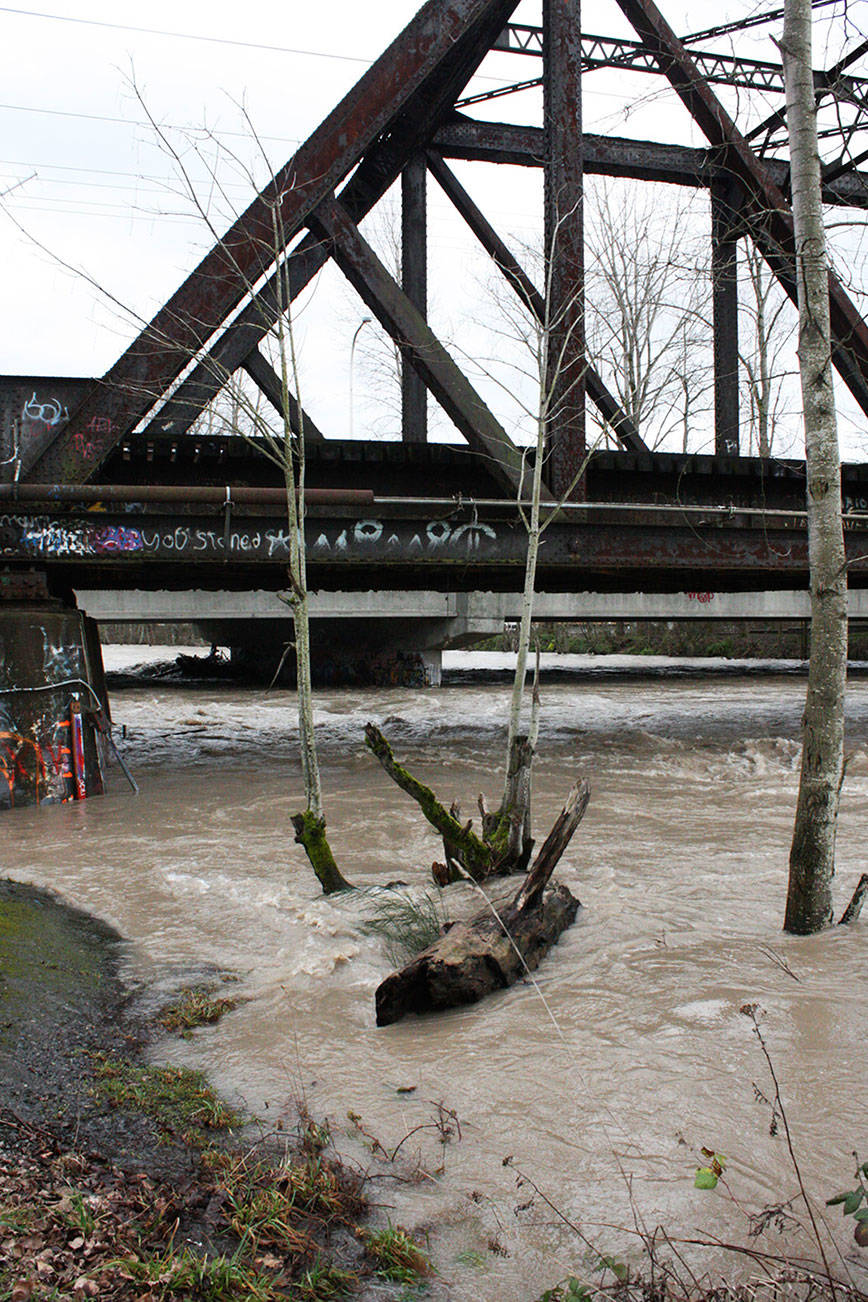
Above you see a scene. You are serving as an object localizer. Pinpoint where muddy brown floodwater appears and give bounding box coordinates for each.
[4,650,867,1300]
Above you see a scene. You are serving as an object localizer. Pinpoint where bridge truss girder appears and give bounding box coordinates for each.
[17,0,868,493]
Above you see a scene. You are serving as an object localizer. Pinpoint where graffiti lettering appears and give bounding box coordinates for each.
[0,715,72,808]
[85,415,113,436]
[0,515,499,560]
[89,525,144,554]
[354,520,383,544]
[686,591,715,604]
[73,431,98,461]
[452,521,497,549]
[22,392,69,429]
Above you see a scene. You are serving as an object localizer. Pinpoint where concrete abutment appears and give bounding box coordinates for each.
[0,593,110,810]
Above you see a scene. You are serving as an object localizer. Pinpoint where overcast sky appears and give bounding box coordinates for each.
[1,1,865,453]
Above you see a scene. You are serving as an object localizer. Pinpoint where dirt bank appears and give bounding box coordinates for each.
[0,878,200,1183]
[0,879,431,1301]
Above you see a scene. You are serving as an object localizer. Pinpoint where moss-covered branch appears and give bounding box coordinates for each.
[292,811,353,894]
[364,723,493,880]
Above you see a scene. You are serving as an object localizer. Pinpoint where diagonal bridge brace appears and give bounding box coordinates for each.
[25,0,522,484]
[426,151,648,454]
[134,0,522,451]
[310,196,534,498]
[614,0,868,420]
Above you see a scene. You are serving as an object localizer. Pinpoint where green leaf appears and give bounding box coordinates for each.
[844,1190,865,1215]
[853,1207,868,1222]
[694,1168,719,1190]
[827,1192,850,1206]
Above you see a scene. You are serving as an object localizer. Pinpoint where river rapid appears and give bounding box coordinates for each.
[5,650,867,1299]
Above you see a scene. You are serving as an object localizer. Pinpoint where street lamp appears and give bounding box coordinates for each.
[349,317,372,437]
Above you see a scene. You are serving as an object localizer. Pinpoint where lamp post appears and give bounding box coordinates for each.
[349,317,372,437]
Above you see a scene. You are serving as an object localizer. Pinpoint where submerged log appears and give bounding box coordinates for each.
[375,779,589,1026]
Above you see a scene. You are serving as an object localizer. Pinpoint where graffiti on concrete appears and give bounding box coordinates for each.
[0,717,73,808]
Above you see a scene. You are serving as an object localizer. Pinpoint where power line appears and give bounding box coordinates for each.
[0,100,302,145]
[0,6,373,65]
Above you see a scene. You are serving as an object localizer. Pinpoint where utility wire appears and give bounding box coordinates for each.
[0,101,302,145]
[0,6,373,65]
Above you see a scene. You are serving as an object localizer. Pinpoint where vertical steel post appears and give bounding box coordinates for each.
[712,180,741,457]
[402,154,429,443]
[543,0,585,499]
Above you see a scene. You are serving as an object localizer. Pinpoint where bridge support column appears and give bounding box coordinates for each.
[0,577,110,809]
[402,153,428,444]
[200,616,448,688]
[711,180,741,457]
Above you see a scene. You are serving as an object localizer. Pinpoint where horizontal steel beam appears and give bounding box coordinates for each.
[432,119,868,207]
[5,502,868,589]
[0,484,372,507]
[492,24,868,100]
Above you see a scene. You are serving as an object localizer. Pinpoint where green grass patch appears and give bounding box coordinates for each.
[362,1222,432,1285]
[90,1053,241,1144]
[361,889,448,966]
[158,983,241,1035]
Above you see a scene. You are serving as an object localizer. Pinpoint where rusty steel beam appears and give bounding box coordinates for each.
[544,0,586,498]
[309,197,530,497]
[432,118,868,206]
[133,4,521,450]
[426,153,647,454]
[241,348,325,443]
[711,181,741,457]
[27,0,522,485]
[401,155,428,444]
[492,23,868,101]
[8,501,868,589]
[614,0,868,419]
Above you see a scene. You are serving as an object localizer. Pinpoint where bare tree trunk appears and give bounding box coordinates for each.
[782,0,847,934]
[272,237,350,894]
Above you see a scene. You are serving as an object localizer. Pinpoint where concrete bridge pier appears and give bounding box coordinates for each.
[0,573,110,809]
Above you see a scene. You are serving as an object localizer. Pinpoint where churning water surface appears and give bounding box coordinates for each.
[5,649,868,1300]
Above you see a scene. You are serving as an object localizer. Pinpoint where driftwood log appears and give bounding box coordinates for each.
[375,779,589,1026]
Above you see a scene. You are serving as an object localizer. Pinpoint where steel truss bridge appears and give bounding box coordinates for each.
[3,0,868,613]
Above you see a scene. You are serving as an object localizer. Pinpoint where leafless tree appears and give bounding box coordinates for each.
[584,180,714,452]
[121,92,353,894]
[740,243,799,458]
